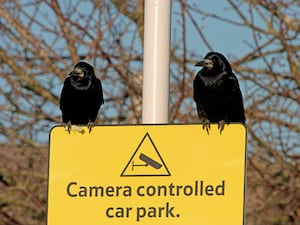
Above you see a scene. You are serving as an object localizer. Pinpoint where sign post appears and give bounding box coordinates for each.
[47,124,246,225]
[142,0,171,124]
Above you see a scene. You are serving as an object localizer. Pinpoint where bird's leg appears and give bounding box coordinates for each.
[87,120,95,133]
[218,120,226,134]
[64,121,72,133]
[201,118,211,134]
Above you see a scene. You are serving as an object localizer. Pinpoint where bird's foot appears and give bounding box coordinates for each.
[218,120,226,134]
[201,119,211,134]
[64,122,84,134]
[87,121,95,133]
[64,121,72,133]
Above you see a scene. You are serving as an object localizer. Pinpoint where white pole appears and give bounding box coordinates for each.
[142,0,171,124]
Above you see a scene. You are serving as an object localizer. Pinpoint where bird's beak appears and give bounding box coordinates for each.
[195,59,213,69]
[69,68,84,78]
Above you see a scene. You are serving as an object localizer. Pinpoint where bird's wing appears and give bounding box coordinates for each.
[225,74,246,123]
[86,78,104,122]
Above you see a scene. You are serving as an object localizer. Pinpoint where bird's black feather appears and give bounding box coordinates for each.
[193,52,245,132]
[60,62,104,131]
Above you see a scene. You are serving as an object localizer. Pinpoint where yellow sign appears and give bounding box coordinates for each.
[47,124,246,225]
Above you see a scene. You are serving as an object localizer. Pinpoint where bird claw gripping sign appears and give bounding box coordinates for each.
[47,124,246,225]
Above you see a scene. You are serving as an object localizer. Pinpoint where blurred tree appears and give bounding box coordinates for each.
[0,0,299,224]
[0,0,145,146]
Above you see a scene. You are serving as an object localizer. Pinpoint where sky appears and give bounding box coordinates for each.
[0,1,269,144]
[172,1,252,58]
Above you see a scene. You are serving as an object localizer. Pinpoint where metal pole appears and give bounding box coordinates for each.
[142,0,171,124]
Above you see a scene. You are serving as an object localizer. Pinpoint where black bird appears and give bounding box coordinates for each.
[60,61,104,133]
[193,52,245,133]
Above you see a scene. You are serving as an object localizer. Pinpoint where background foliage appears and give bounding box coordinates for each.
[0,0,299,224]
